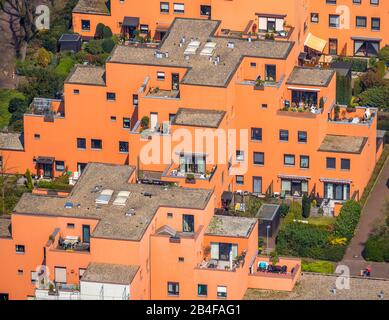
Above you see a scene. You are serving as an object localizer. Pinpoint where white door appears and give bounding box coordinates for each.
[150,112,158,130]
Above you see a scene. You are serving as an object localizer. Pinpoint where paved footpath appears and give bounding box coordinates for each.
[340,155,389,278]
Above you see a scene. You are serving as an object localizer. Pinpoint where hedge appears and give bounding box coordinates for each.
[336,74,352,105]
[333,200,361,240]
[363,232,389,262]
[301,259,335,274]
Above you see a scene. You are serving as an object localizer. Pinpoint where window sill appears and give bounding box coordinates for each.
[91,148,102,151]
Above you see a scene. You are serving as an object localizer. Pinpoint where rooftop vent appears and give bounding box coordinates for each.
[155,51,167,59]
[113,191,131,206]
[95,189,114,205]
[227,41,235,49]
[143,192,152,198]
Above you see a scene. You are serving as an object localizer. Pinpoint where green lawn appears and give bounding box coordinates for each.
[301,259,335,274]
[0,89,25,129]
[307,216,335,227]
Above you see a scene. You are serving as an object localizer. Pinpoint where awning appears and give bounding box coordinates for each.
[320,178,352,184]
[304,33,326,52]
[36,156,54,165]
[278,174,310,181]
[123,16,139,27]
[351,36,381,42]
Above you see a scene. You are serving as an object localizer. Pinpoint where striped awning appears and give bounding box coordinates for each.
[304,33,326,52]
[320,178,352,184]
[278,174,310,181]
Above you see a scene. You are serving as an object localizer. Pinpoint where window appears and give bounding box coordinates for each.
[236,175,244,185]
[167,282,179,296]
[250,62,257,67]
[253,152,264,165]
[55,161,65,171]
[198,284,208,296]
[324,183,350,201]
[251,128,262,141]
[236,150,244,162]
[284,154,295,166]
[133,94,139,107]
[67,223,75,229]
[279,130,289,142]
[178,257,184,262]
[300,156,309,169]
[329,38,338,55]
[16,245,25,254]
[265,65,276,82]
[18,270,23,276]
[311,13,319,23]
[173,3,184,14]
[106,92,116,101]
[119,141,129,153]
[81,20,90,31]
[91,139,102,150]
[326,0,336,4]
[34,134,40,140]
[54,267,67,284]
[140,24,149,34]
[298,131,307,143]
[217,286,227,298]
[157,71,165,80]
[167,212,173,218]
[77,138,86,149]
[200,5,211,16]
[110,116,116,122]
[73,89,80,95]
[341,158,350,170]
[356,16,367,28]
[329,15,340,28]
[160,2,169,13]
[326,157,336,169]
[371,18,380,31]
[123,118,131,129]
[31,271,38,284]
[370,0,379,5]
[183,214,194,233]
[261,104,268,109]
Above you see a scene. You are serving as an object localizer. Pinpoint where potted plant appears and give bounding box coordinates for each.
[185,173,196,184]
[203,245,211,260]
[254,78,264,90]
[269,251,279,265]
[334,105,340,120]
[140,116,150,131]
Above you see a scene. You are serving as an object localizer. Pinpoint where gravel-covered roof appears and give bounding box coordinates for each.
[286,67,335,87]
[66,65,106,86]
[0,132,24,151]
[0,217,11,238]
[318,134,368,154]
[81,263,139,285]
[173,108,226,128]
[205,215,257,238]
[73,0,110,15]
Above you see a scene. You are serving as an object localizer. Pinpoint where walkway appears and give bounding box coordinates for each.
[340,155,389,277]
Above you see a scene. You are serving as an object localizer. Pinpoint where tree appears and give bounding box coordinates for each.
[378,46,389,64]
[302,194,311,218]
[95,23,105,39]
[102,26,113,39]
[85,39,104,55]
[36,48,52,67]
[0,0,37,60]
[7,96,26,113]
[359,69,384,90]
[102,38,115,53]
[359,86,389,110]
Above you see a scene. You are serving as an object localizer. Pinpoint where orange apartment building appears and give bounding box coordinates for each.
[0,0,386,300]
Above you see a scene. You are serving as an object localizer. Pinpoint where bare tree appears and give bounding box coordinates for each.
[0,0,37,60]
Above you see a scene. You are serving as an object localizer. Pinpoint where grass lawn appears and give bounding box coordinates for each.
[307,216,335,227]
[301,259,335,274]
[0,89,25,129]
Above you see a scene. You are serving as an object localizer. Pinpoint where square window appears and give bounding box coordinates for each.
[167,282,179,296]
[326,157,336,169]
[279,130,289,142]
[77,138,86,149]
[236,175,244,185]
[253,152,264,165]
[167,212,173,218]
[217,286,227,298]
[81,20,90,31]
[178,257,184,262]
[67,223,75,229]
[236,150,244,162]
[16,245,25,254]
[110,116,116,122]
[157,71,165,80]
[119,141,129,153]
[298,131,307,143]
[300,156,309,169]
[34,134,40,140]
[123,118,131,129]
[160,2,169,13]
[73,89,80,95]
[106,92,116,101]
[91,139,102,150]
[251,128,262,141]
[198,284,208,296]
[55,161,65,171]
[284,154,295,166]
[341,158,350,170]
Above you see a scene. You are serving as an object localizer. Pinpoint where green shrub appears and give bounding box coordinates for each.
[284,201,302,223]
[353,78,362,96]
[102,38,115,53]
[336,74,352,105]
[103,26,113,39]
[333,200,361,240]
[350,58,368,72]
[95,23,105,39]
[378,46,389,64]
[359,86,389,109]
[55,56,76,78]
[85,40,104,55]
[363,232,389,262]
[25,169,33,191]
[37,180,72,191]
[279,202,290,218]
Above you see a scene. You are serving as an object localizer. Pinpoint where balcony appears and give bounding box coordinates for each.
[26,98,65,121]
[162,161,218,183]
[57,236,90,252]
[35,283,80,300]
[145,87,180,100]
[198,251,247,272]
[328,105,376,126]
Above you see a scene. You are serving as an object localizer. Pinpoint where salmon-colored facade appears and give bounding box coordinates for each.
[0,0,386,300]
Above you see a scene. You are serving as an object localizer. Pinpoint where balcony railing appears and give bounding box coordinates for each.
[162,162,218,183]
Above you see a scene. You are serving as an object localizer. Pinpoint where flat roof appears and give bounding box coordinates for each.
[109,18,294,87]
[81,263,139,285]
[173,108,226,128]
[59,34,81,42]
[0,217,11,238]
[205,215,257,238]
[256,204,280,221]
[14,163,212,241]
[73,0,110,15]
[318,134,368,154]
[66,65,106,86]
[0,132,24,151]
[286,67,335,87]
